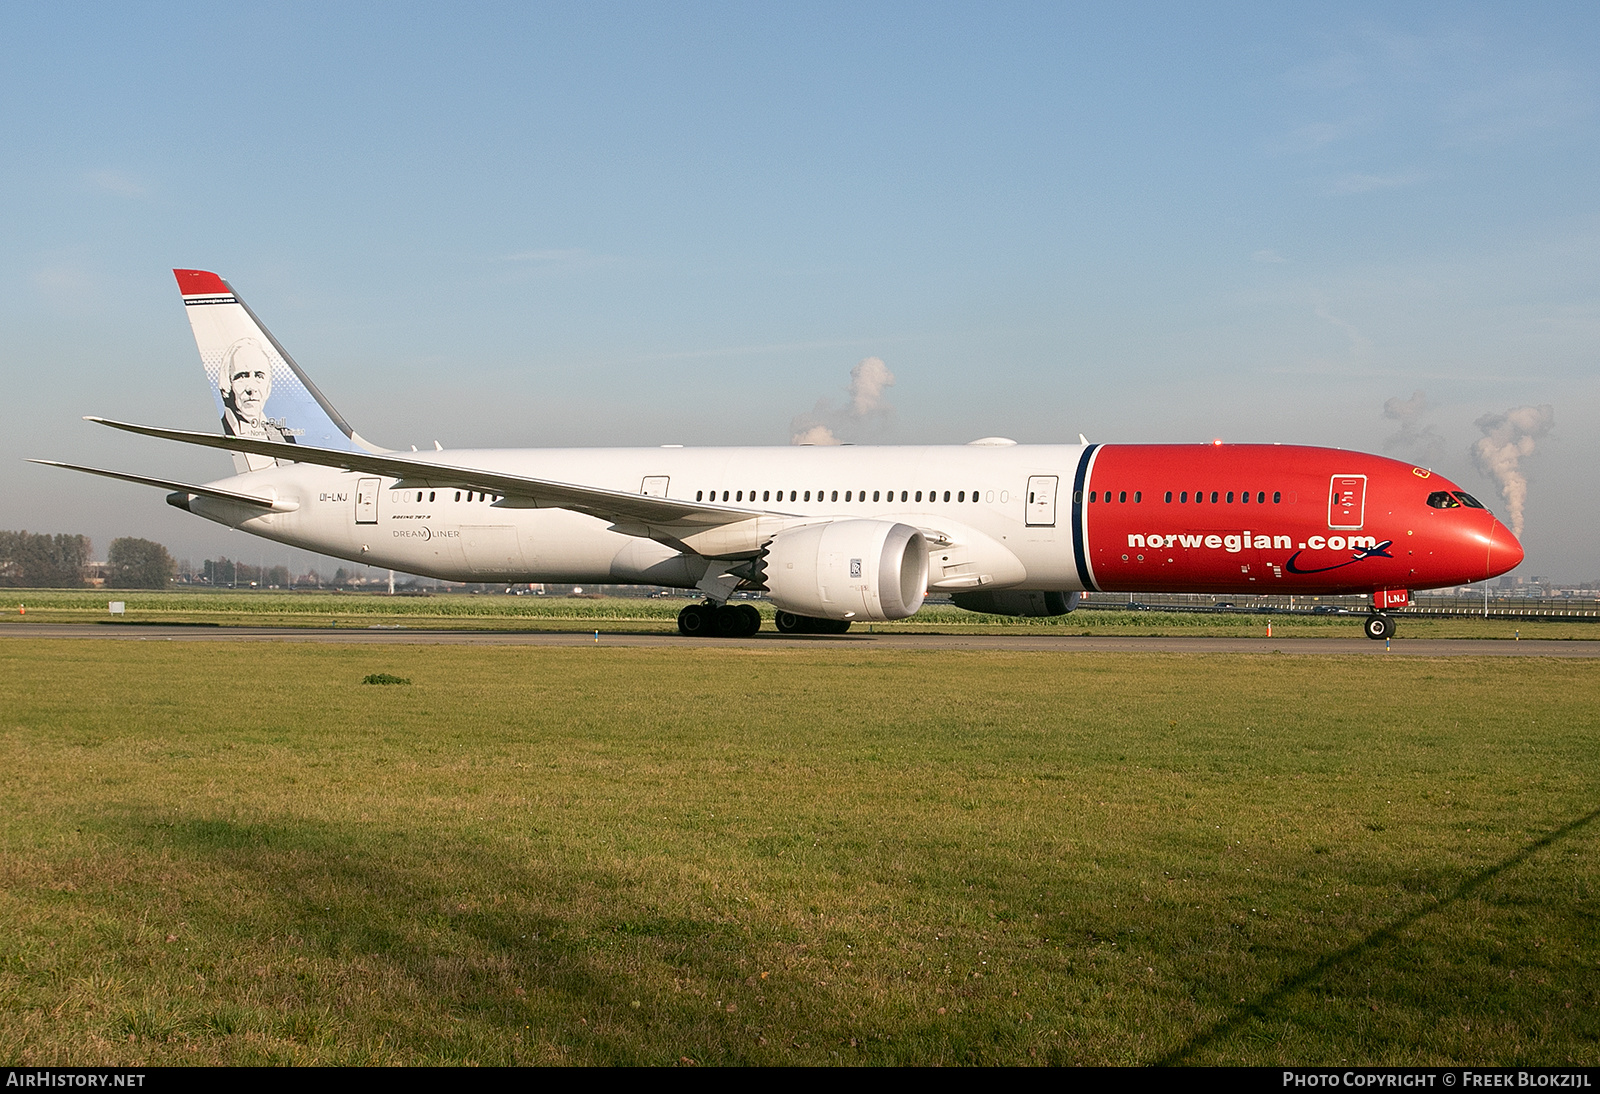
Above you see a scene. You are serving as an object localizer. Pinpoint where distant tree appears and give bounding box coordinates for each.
[202,557,236,586]
[0,531,90,587]
[107,538,176,589]
[333,567,350,586]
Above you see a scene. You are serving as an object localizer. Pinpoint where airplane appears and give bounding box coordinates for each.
[32,269,1525,640]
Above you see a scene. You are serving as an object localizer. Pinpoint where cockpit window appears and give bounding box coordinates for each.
[1453,492,1487,509]
[1426,491,1461,509]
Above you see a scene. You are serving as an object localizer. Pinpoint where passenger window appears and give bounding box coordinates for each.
[1180,491,1187,503]
[1273,491,1281,503]
[1089,491,1097,502]
[455,491,461,502]
[1210,491,1219,503]
[957,491,965,502]
[1164,491,1172,503]
[1119,491,1127,503]
[763,490,770,501]
[1226,491,1234,503]
[1134,491,1141,503]
[915,491,922,502]
[900,490,908,502]
[873,490,880,502]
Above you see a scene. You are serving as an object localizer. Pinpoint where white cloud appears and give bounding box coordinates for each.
[1326,171,1422,196]
[500,248,593,262]
[85,170,147,198]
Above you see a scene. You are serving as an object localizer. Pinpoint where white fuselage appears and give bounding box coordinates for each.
[190,442,1084,589]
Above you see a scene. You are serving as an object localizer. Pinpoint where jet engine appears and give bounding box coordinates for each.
[950,590,1080,617]
[763,520,928,621]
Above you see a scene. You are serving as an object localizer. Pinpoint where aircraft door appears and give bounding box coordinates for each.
[1328,475,1367,529]
[355,477,380,524]
[1025,476,1059,527]
[641,476,670,497]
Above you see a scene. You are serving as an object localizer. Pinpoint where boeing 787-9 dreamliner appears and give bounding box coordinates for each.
[34,270,1524,639]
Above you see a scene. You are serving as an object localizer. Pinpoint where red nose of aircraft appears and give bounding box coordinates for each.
[1486,517,1525,580]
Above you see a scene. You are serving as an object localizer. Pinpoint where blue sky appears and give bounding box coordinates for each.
[3,3,1596,578]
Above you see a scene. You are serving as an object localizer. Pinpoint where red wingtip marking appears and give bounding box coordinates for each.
[173,269,229,295]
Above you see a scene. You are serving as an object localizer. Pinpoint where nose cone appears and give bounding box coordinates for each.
[1486,518,1524,580]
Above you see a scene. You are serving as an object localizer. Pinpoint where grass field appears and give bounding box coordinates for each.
[0,639,1595,1065]
[2,589,1595,639]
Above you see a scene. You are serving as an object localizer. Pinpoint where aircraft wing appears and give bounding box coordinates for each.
[84,417,769,528]
[28,459,299,512]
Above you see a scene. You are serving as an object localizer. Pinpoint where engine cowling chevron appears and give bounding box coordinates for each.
[763,520,928,622]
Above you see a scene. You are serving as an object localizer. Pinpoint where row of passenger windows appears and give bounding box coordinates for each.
[397,491,501,503]
[1165,490,1281,504]
[1078,490,1284,505]
[697,488,982,505]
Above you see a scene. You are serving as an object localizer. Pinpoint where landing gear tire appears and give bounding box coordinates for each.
[1364,613,1395,641]
[773,611,851,635]
[775,610,807,634]
[737,603,762,636]
[677,603,713,637]
[712,603,760,638]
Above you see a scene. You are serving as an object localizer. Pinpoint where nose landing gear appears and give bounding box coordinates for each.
[1363,613,1395,640]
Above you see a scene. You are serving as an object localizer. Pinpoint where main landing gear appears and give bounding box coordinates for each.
[677,601,761,638]
[674,603,854,637]
[1363,613,1396,641]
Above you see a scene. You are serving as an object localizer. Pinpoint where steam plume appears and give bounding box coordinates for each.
[791,423,840,446]
[791,356,896,445]
[1471,404,1553,539]
[1381,390,1446,465]
[847,356,895,416]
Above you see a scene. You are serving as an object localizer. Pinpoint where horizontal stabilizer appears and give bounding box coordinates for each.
[28,460,298,511]
[83,417,766,529]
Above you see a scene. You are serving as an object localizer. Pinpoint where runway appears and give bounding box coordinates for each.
[3,622,1598,656]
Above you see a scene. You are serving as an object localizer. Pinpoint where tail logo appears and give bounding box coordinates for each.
[219,339,302,444]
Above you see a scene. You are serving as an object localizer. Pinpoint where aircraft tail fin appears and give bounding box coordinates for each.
[173,269,385,472]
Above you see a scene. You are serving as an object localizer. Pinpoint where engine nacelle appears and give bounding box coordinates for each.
[763,520,928,621]
[950,589,1080,617]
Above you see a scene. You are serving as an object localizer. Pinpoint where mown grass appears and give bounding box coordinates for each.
[1,589,1594,639]
[0,640,1595,1065]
